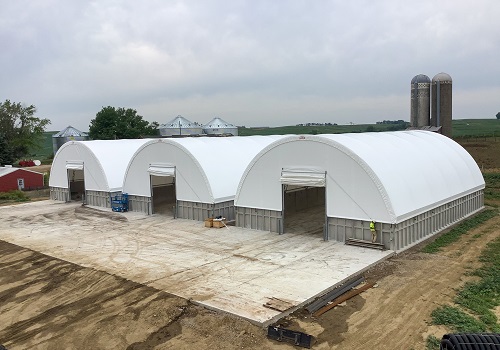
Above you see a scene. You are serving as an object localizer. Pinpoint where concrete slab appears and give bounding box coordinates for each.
[0,201,393,326]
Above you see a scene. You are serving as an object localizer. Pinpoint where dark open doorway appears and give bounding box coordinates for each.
[68,169,85,201]
[282,185,326,237]
[151,175,176,216]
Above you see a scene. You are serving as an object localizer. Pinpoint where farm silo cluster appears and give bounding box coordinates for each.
[410,73,452,136]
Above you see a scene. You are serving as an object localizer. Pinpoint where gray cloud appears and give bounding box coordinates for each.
[1,0,499,130]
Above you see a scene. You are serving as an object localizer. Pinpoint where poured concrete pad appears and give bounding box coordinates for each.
[0,201,393,326]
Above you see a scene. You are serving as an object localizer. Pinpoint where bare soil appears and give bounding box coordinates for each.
[458,138,500,170]
[1,208,498,350]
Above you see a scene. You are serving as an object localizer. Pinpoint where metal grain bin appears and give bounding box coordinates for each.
[52,126,89,155]
[203,117,238,136]
[159,115,203,137]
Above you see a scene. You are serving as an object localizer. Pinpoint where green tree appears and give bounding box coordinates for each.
[0,100,51,164]
[496,112,500,120]
[89,106,158,139]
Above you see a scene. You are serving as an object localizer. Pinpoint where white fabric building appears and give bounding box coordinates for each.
[122,136,286,219]
[49,139,152,206]
[234,131,485,252]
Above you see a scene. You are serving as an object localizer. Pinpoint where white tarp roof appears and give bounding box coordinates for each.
[235,131,485,223]
[49,139,152,192]
[123,136,286,203]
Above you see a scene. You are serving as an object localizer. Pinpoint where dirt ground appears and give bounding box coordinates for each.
[457,138,500,170]
[0,205,498,350]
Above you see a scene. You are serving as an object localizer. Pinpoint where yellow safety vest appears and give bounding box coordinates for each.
[370,222,375,231]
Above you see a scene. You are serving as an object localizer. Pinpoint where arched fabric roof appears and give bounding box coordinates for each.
[49,139,152,192]
[123,136,286,203]
[235,131,484,223]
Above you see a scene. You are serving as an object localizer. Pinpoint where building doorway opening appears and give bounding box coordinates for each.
[149,164,176,216]
[280,168,327,239]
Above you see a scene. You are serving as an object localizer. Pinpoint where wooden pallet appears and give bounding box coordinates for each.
[345,238,385,250]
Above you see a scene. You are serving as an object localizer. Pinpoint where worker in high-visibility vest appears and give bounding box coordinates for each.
[370,221,376,242]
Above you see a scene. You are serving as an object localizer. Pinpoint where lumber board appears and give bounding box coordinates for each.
[263,297,295,312]
[305,276,364,313]
[313,282,375,317]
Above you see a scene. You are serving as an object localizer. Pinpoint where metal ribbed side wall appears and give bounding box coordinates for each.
[235,207,282,233]
[236,190,483,252]
[328,190,484,251]
[50,187,70,202]
[128,195,152,214]
[128,197,235,221]
[85,190,121,208]
[177,200,235,221]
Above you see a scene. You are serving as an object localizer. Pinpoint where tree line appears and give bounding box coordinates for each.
[0,100,159,165]
[0,100,50,165]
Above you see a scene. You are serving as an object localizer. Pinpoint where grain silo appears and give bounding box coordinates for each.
[203,117,238,136]
[159,115,203,137]
[431,73,452,137]
[52,126,89,155]
[410,74,431,127]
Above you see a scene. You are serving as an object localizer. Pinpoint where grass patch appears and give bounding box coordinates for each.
[425,335,441,350]
[454,237,500,331]
[430,237,500,333]
[431,305,487,333]
[0,190,30,202]
[422,210,497,253]
[483,173,500,202]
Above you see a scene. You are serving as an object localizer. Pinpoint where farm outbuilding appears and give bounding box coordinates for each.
[0,166,44,192]
[234,131,485,252]
[49,139,151,206]
[122,136,286,219]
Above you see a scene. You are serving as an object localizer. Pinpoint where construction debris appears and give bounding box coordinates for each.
[345,238,385,250]
[263,297,295,312]
[313,282,376,317]
[267,326,313,349]
[306,276,365,313]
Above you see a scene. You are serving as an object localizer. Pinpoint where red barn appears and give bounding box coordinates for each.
[0,167,44,192]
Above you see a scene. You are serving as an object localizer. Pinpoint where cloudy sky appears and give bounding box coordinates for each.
[2,1,500,131]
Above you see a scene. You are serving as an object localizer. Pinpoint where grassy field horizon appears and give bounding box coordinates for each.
[28,118,500,162]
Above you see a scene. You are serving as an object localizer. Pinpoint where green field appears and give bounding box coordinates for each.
[451,119,500,138]
[239,119,500,137]
[238,122,406,136]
